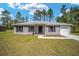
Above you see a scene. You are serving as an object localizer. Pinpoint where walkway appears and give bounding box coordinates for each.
[38,35,69,39]
[38,35,79,41]
[65,34,79,41]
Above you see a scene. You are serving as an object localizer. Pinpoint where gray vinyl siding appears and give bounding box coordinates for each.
[14,26,33,35]
[45,26,60,35]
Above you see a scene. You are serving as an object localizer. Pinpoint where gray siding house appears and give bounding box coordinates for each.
[13,21,72,36]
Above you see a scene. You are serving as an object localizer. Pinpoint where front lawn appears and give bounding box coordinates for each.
[0,30,79,56]
[71,33,79,36]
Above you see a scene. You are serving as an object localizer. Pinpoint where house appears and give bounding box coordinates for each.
[13,21,72,36]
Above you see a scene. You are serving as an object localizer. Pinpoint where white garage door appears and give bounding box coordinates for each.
[60,29,69,36]
[60,26,70,36]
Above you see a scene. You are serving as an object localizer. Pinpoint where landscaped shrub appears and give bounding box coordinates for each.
[0,25,6,31]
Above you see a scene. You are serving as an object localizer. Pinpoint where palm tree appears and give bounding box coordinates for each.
[41,9,47,21]
[47,8,53,22]
[36,10,42,21]
[25,16,28,22]
[61,5,67,14]
[33,10,42,21]
[60,4,68,23]
[21,17,25,22]
[33,11,38,21]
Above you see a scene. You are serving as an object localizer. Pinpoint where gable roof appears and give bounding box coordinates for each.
[12,21,72,26]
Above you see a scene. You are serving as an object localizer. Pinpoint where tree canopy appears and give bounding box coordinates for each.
[33,8,53,21]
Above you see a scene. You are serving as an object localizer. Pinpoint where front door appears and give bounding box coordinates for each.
[38,26,43,34]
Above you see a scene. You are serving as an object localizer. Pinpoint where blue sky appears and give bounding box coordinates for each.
[0,3,74,21]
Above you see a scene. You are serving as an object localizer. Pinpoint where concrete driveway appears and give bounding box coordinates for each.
[65,34,79,41]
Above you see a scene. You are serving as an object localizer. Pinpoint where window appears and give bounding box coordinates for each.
[28,26,34,32]
[49,26,55,32]
[16,26,23,32]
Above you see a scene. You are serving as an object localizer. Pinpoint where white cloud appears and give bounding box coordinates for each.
[0,8,4,15]
[8,3,20,8]
[0,16,2,18]
[8,3,49,15]
[0,8,4,19]
[0,8,4,11]
[18,3,38,10]
[71,3,79,5]
[66,9,70,12]
[22,3,49,15]
[29,11,35,15]
[58,9,70,17]
[36,4,49,11]
[0,8,14,19]
[10,14,14,18]
[58,13,63,17]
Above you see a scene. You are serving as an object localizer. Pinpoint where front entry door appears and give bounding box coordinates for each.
[38,26,43,34]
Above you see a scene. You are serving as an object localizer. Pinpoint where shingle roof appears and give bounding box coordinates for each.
[12,21,72,26]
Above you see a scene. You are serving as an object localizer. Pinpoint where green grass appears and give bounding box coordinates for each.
[71,33,79,36]
[0,30,79,56]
